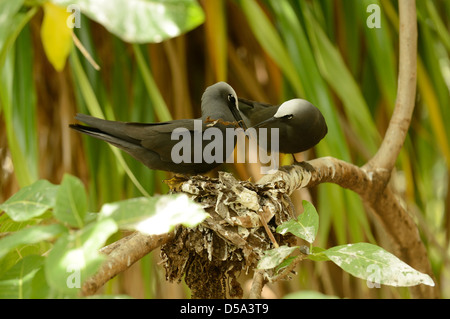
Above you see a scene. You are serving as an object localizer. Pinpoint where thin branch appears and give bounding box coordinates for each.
[270,255,306,284]
[259,206,279,248]
[81,231,174,296]
[71,31,100,70]
[249,270,266,299]
[365,0,417,177]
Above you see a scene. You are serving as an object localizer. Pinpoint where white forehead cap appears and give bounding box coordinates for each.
[274,99,308,118]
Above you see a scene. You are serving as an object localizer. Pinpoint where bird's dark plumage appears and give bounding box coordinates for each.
[70,82,247,174]
[238,97,327,154]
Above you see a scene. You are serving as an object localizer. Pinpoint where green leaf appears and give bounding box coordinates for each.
[0,213,40,233]
[0,0,24,31]
[45,218,117,295]
[12,26,39,184]
[275,256,297,272]
[0,180,58,221]
[98,197,159,227]
[69,49,151,197]
[0,6,38,188]
[0,255,44,299]
[0,224,67,260]
[99,194,208,235]
[239,0,303,95]
[51,0,205,43]
[276,200,319,244]
[29,267,50,299]
[53,174,87,228]
[257,245,298,270]
[358,0,397,108]
[324,243,435,287]
[0,0,27,67]
[132,44,172,122]
[303,4,379,153]
[307,247,329,262]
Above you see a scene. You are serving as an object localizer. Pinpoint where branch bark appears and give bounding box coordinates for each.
[81,231,174,296]
[365,0,417,178]
[249,270,266,299]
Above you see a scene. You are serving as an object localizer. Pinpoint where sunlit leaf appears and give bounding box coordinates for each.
[51,0,205,43]
[324,243,435,287]
[0,224,67,260]
[276,200,319,244]
[41,2,72,71]
[307,247,329,262]
[0,180,58,222]
[303,4,379,153]
[99,194,208,235]
[53,174,87,228]
[45,218,117,295]
[240,0,303,95]
[257,245,298,270]
[0,255,44,299]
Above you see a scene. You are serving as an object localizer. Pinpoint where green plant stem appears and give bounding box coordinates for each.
[70,49,150,197]
[132,44,172,122]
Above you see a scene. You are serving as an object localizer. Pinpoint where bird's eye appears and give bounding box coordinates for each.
[286,114,293,120]
[228,94,236,105]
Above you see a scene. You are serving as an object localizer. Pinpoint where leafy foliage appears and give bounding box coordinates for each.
[276,200,319,244]
[324,243,434,287]
[258,201,435,291]
[52,0,205,43]
[0,176,207,298]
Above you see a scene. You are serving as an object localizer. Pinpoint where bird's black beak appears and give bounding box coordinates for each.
[229,103,248,130]
[252,116,277,129]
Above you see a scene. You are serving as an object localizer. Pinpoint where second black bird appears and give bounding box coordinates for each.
[238,97,328,155]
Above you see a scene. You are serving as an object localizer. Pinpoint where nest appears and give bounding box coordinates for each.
[161,172,297,298]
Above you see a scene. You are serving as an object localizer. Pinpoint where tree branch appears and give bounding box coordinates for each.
[365,0,417,178]
[249,270,266,299]
[81,231,174,296]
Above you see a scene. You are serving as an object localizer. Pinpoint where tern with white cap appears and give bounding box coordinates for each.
[239,97,327,155]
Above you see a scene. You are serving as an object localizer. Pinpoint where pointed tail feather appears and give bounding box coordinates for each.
[69,124,140,153]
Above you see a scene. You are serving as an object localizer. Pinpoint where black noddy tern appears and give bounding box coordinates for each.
[239,97,328,155]
[70,82,248,174]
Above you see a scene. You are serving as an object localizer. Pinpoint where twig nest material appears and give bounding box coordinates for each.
[161,172,297,298]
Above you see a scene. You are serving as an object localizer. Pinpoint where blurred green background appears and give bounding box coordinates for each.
[0,0,449,298]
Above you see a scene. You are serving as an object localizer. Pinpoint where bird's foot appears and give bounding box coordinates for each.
[291,154,301,165]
